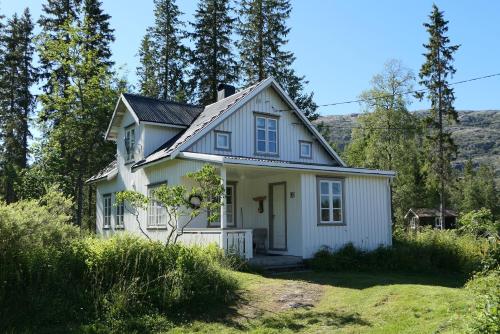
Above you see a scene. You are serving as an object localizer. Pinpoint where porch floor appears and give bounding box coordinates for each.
[248,255,304,269]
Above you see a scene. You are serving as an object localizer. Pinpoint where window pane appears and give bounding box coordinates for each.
[256,117,265,128]
[301,143,311,156]
[320,196,330,209]
[332,196,341,209]
[332,182,341,195]
[321,209,330,222]
[268,141,277,153]
[257,140,266,152]
[333,209,342,222]
[320,182,329,195]
[268,130,276,142]
[257,129,266,140]
[217,133,228,148]
[268,119,277,130]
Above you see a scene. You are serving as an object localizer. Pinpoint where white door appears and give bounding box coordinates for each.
[270,182,286,250]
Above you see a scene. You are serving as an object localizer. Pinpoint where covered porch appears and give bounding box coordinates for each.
[179,159,304,260]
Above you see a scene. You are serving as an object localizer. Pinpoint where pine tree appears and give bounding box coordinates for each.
[0,9,37,203]
[137,0,188,101]
[417,4,460,226]
[190,0,238,105]
[238,0,318,120]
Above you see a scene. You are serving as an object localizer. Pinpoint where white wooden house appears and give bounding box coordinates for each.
[87,77,395,259]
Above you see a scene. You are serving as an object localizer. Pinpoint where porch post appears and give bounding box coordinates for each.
[220,166,227,250]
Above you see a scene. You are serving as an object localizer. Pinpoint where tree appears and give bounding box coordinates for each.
[37,1,120,227]
[237,0,318,120]
[82,0,114,69]
[137,0,189,101]
[0,9,37,203]
[116,165,224,245]
[417,4,460,227]
[190,0,238,105]
[345,60,423,227]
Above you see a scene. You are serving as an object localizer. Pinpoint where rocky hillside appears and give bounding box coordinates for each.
[316,110,500,183]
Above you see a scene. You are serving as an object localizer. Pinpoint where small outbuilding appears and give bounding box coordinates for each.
[404,208,458,230]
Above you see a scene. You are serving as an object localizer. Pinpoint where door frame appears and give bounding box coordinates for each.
[268,181,287,251]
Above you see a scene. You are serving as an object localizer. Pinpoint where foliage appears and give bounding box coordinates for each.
[190,0,238,105]
[0,193,238,332]
[417,4,460,217]
[458,208,499,238]
[116,165,224,245]
[309,229,491,276]
[466,269,500,333]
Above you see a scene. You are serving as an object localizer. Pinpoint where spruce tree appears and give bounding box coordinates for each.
[137,34,160,97]
[0,9,37,203]
[82,0,114,68]
[137,0,188,101]
[190,0,238,105]
[238,0,318,120]
[417,5,460,226]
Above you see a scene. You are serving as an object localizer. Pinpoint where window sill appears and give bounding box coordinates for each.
[124,160,135,166]
[146,226,168,230]
[115,226,125,230]
[317,222,346,226]
[254,152,279,157]
[103,226,111,230]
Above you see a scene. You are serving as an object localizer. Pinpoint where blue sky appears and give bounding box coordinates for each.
[2,0,499,116]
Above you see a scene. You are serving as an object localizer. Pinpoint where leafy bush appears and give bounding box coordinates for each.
[0,191,239,332]
[310,229,491,276]
[466,269,500,333]
[458,208,499,238]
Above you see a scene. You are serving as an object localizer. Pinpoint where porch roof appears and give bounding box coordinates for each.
[178,152,396,178]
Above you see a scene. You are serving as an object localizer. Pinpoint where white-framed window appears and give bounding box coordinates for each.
[255,115,278,155]
[103,194,112,228]
[209,184,236,227]
[147,184,167,227]
[299,141,312,159]
[215,131,231,151]
[115,198,125,229]
[124,126,135,162]
[318,178,344,224]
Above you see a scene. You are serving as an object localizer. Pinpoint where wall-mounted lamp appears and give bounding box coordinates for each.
[253,196,266,213]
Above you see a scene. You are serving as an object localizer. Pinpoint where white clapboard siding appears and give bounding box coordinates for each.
[187,86,336,165]
[300,173,392,258]
[142,124,181,157]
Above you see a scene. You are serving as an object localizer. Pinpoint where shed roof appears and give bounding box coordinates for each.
[86,160,117,184]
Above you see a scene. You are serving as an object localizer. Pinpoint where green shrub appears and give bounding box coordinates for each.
[0,192,239,332]
[310,229,491,276]
[466,269,500,333]
[458,208,499,238]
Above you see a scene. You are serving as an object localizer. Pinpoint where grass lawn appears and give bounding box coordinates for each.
[167,271,472,334]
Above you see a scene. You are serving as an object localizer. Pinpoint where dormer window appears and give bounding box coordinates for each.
[124,126,135,163]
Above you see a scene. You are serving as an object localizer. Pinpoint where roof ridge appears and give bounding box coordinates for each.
[202,81,261,109]
[122,93,202,108]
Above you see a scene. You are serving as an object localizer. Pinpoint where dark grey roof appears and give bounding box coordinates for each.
[122,93,203,126]
[132,81,263,169]
[86,160,117,183]
[409,208,458,218]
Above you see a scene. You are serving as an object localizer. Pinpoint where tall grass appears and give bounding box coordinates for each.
[310,228,493,276]
[0,194,238,332]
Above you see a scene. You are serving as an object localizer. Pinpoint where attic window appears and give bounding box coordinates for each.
[214,131,231,151]
[255,115,278,155]
[124,127,135,163]
[299,141,312,159]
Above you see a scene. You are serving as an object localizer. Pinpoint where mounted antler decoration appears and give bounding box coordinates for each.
[253,196,266,213]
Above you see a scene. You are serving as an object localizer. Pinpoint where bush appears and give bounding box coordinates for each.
[0,192,239,332]
[310,229,492,276]
[466,269,500,333]
[458,208,499,238]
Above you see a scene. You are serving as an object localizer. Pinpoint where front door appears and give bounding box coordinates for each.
[269,182,287,250]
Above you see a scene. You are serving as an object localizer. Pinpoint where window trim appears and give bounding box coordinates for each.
[115,194,125,229]
[103,193,112,229]
[124,125,136,164]
[208,181,237,228]
[316,177,346,226]
[214,130,232,151]
[147,181,168,229]
[299,140,313,159]
[254,113,279,156]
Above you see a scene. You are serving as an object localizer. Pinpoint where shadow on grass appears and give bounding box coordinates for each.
[270,270,467,289]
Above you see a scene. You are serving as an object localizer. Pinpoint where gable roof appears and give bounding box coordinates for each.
[132,77,346,170]
[405,208,458,219]
[105,94,203,140]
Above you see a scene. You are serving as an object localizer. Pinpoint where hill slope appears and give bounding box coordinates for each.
[316,110,500,183]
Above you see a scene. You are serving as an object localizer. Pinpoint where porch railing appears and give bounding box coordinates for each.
[180,228,253,259]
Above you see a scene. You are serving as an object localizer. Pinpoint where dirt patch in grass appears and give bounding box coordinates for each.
[234,278,325,322]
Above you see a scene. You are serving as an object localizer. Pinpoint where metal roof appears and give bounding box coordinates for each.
[122,93,203,126]
[406,208,458,218]
[86,160,117,183]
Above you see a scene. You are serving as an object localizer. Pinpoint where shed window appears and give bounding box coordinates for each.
[115,197,124,228]
[215,131,231,151]
[318,179,344,224]
[103,194,112,228]
[147,184,167,227]
[299,141,312,159]
[255,116,278,155]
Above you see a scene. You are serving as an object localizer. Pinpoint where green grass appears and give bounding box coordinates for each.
[163,271,472,334]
